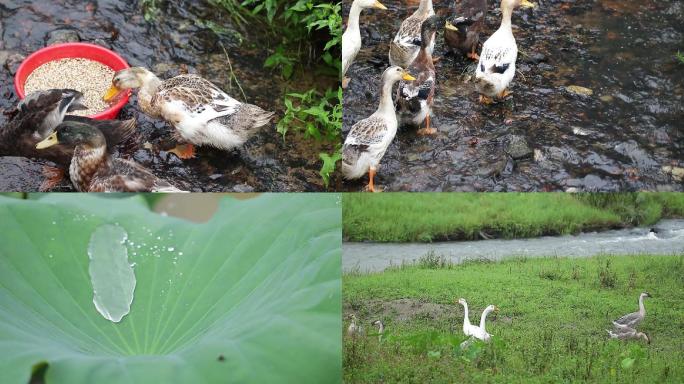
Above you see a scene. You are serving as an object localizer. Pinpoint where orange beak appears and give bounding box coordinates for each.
[103,85,122,102]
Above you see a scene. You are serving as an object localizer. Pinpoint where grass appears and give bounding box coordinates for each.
[343,254,684,383]
[343,193,684,242]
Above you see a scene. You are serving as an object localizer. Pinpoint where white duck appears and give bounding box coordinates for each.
[613,292,652,330]
[347,314,364,337]
[389,0,435,69]
[474,0,535,104]
[458,298,498,341]
[342,0,388,87]
[372,319,384,342]
[342,66,415,192]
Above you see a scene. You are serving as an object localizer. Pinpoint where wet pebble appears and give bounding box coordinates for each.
[503,135,533,160]
[45,29,80,45]
[5,53,25,75]
[565,85,594,96]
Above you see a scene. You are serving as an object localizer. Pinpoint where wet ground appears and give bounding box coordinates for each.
[342,0,684,192]
[343,219,684,272]
[0,0,337,192]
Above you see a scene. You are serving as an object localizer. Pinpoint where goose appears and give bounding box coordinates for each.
[389,0,435,69]
[342,66,415,192]
[474,0,535,104]
[613,292,652,330]
[342,0,387,87]
[372,319,384,342]
[607,327,650,344]
[458,299,498,341]
[347,314,364,337]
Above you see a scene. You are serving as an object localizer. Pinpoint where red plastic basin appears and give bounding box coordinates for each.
[14,42,130,120]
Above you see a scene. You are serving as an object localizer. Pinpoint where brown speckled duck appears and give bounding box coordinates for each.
[389,0,435,69]
[445,0,487,60]
[35,120,183,192]
[103,67,274,159]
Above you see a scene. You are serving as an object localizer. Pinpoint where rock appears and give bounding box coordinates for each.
[0,50,9,67]
[599,95,614,102]
[503,135,533,160]
[662,165,684,182]
[5,53,26,76]
[566,85,593,96]
[572,126,590,136]
[45,29,81,46]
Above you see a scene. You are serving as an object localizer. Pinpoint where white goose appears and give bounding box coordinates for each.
[347,314,364,337]
[458,298,498,342]
[372,320,384,342]
[474,0,535,104]
[613,292,651,330]
[342,0,387,87]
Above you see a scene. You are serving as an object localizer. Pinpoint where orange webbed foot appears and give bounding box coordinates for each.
[168,143,196,159]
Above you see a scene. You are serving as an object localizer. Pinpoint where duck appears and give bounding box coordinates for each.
[342,66,415,192]
[372,319,384,342]
[612,292,651,330]
[103,67,274,159]
[607,327,650,344]
[474,0,535,104]
[445,0,488,61]
[342,0,388,87]
[0,89,136,190]
[389,0,435,69]
[35,120,183,192]
[396,15,443,135]
[458,298,498,341]
[347,314,364,337]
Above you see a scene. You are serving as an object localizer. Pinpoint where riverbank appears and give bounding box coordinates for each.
[343,193,684,242]
[343,254,684,383]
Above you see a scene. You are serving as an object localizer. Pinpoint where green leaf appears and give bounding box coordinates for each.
[0,194,341,383]
[319,151,341,188]
[621,357,636,369]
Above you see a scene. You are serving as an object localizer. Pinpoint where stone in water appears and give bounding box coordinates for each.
[88,224,136,322]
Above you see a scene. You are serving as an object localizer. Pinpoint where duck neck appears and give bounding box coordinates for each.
[461,302,471,327]
[479,308,492,330]
[500,2,514,30]
[417,0,433,15]
[377,77,397,115]
[70,145,108,192]
[638,296,646,316]
[347,2,364,31]
[138,73,163,117]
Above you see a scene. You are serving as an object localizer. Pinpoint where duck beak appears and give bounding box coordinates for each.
[374,1,387,10]
[103,85,122,102]
[445,21,459,32]
[68,99,88,112]
[402,72,416,81]
[36,132,59,149]
[520,0,536,9]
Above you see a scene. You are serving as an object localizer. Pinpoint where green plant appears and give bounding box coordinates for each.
[140,0,161,21]
[676,51,684,64]
[0,194,341,383]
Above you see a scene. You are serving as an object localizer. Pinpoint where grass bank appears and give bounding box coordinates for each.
[343,254,684,383]
[343,193,684,242]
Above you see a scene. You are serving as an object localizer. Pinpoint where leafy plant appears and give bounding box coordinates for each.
[140,0,161,21]
[676,51,684,65]
[0,194,341,383]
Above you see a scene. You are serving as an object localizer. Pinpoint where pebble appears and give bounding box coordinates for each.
[566,85,594,96]
[45,29,81,45]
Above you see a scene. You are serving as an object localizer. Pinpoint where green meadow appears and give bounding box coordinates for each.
[343,254,684,383]
[343,193,684,242]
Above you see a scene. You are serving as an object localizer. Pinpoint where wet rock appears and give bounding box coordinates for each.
[614,141,659,169]
[231,183,255,193]
[503,135,533,160]
[662,166,684,182]
[45,29,81,45]
[582,174,609,191]
[599,95,614,102]
[615,93,633,103]
[5,53,25,76]
[566,85,593,96]
[0,50,9,67]
[527,52,547,64]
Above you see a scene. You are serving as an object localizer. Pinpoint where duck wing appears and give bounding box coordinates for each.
[89,158,183,192]
[613,311,641,328]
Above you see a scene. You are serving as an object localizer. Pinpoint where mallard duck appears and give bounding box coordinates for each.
[0,89,136,190]
[474,0,535,104]
[103,67,274,159]
[342,66,415,192]
[396,15,442,135]
[458,299,498,341]
[445,0,487,61]
[613,292,651,330]
[389,0,435,69]
[342,0,388,87]
[35,120,182,192]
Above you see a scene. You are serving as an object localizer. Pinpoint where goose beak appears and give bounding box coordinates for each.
[103,85,122,102]
[445,21,459,32]
[520,0,536,9]
[374,1,387,10]
[402,71,416,81]
[36,132,59,149]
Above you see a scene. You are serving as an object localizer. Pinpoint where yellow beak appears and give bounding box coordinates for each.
[520,0,536,9]
[36,132,59,149]
[402,72,416,81]
[103,85,122,102]
[374,1,387,10]
[445,21,459,32]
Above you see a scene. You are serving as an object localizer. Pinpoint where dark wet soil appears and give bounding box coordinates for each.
[342,0,684,192]
[0,0,337,192]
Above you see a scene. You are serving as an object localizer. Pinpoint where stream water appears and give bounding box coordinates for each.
[0,0,337,191]
[342,219,684,272]
[341,0,684,192]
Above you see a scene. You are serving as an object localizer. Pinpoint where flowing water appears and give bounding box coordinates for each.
[341,0,684,192]
[0,0,337,191]
[343,219,684,272]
